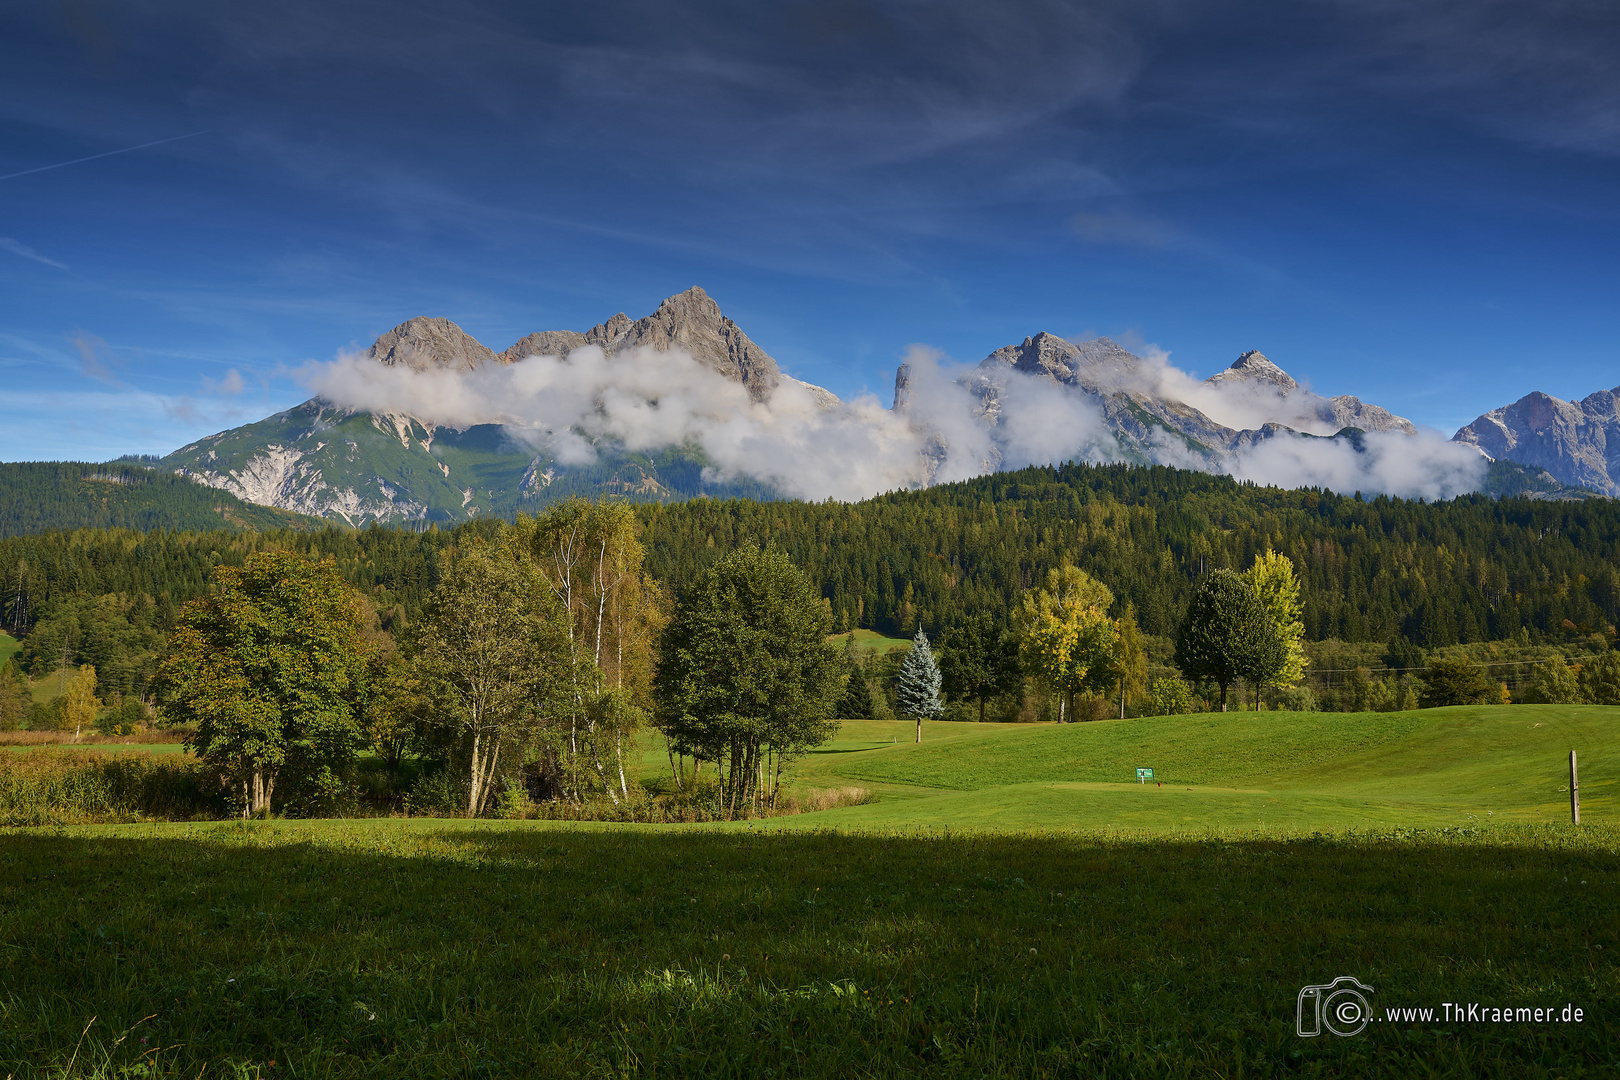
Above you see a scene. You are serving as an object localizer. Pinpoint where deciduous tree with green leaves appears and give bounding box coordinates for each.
[154,551,370,818]
[1174,569,1284,712]
[0,659,28,732]
[1147,676,1195,716]
[510,498,667,804]
[1109,604,1148,718]
[1016,566,1118,722]
[653,546,842,815]
[1576,650,1620,706]
[59,663,99,739]
[1524,656,1581,704]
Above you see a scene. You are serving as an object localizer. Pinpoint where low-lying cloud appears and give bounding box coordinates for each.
[302,342,1486,503]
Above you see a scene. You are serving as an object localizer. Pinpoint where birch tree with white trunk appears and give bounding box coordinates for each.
[417,543,572,818]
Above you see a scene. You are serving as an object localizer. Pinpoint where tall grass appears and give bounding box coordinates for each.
[0,727,191,746]
[0,748,225,825]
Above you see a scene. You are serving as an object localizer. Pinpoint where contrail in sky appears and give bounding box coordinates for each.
[0,130,212,183]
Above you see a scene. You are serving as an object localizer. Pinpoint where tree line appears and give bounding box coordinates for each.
[4,461,1619,728]
[143,502,849,819]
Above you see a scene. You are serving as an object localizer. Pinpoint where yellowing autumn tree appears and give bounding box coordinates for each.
[1244,549,1307,694]
[60,663,100,739]
[1016,566,1118,722]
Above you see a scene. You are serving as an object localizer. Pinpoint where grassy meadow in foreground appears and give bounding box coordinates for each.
[0,821,1615,1078]
[0,704,1615,1076]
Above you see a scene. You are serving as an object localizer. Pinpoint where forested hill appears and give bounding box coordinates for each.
[3,463,1618,699]
[640,463,1620,646]
[0,462,324,537]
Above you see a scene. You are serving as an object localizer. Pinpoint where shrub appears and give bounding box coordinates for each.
[403,768,469,817]
[1147,677,1195,716]
[1272,685,1318,712]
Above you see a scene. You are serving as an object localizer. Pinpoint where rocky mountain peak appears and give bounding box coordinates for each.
[608,286,781,399]
[979,333,1148,392]
[1453,384,1620,495]
[366,317,498,373]
[365,289,788,402]
[1207,350,1298,393]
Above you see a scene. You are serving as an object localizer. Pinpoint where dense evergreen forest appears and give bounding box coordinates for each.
[0,462,322,537]
[3,463,1617,702]
[642,464,1620,645]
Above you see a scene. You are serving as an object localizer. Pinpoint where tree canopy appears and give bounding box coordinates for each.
[1174,569,1285,711]
[154,551,369,817]
[415,543,574,817]
[653,546,842,815]
[1417,657,1498,708]
[1016,566,1118,722]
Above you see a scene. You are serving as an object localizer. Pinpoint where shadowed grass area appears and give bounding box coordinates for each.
[0,820,1614,1077]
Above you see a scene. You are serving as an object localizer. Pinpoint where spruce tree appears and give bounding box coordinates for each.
[836,634,876,719]
[896,628,943,742]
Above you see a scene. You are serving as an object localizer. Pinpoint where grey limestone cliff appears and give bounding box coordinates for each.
[1453,386,1620,496]
[367,317,499,373]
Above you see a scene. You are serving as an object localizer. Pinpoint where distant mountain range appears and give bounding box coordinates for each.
[153,287,1608,524]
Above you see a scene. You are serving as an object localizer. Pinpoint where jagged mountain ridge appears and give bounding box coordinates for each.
[162,287,801,524]
[898,331,1419,477]
[159,285,1594,525]
[1453,385,1620,496]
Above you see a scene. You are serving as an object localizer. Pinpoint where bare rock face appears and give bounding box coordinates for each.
[1207,349,1298,393]
[1454,387,1620,495]
[367,317,499,373]
[982,333,1151,392]
[493,288,786,401]
[501,329,589,361]
[1326,396,1417,436]
[899,334,1425,484]
[595,287,781,399]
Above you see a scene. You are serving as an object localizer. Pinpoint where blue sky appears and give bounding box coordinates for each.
[2,0,1618,461]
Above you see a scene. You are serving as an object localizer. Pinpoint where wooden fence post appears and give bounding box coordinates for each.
[1570,750,1580,826]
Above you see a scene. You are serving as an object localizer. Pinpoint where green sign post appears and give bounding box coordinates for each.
[1136,767,1154,784]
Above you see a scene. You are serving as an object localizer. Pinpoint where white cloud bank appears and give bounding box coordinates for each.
[301,343,1486,503]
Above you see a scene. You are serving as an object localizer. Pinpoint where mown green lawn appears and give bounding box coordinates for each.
[827,628,913,654]
[762,707,1615,832]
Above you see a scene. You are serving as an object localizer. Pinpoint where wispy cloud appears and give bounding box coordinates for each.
[201,368,247,395]
[0,237,67,270]
[1071,209,1174,248]
[69,331,122,385]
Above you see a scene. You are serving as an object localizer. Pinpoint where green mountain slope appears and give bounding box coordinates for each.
[0,462,325,538]
[159,401,776,525]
